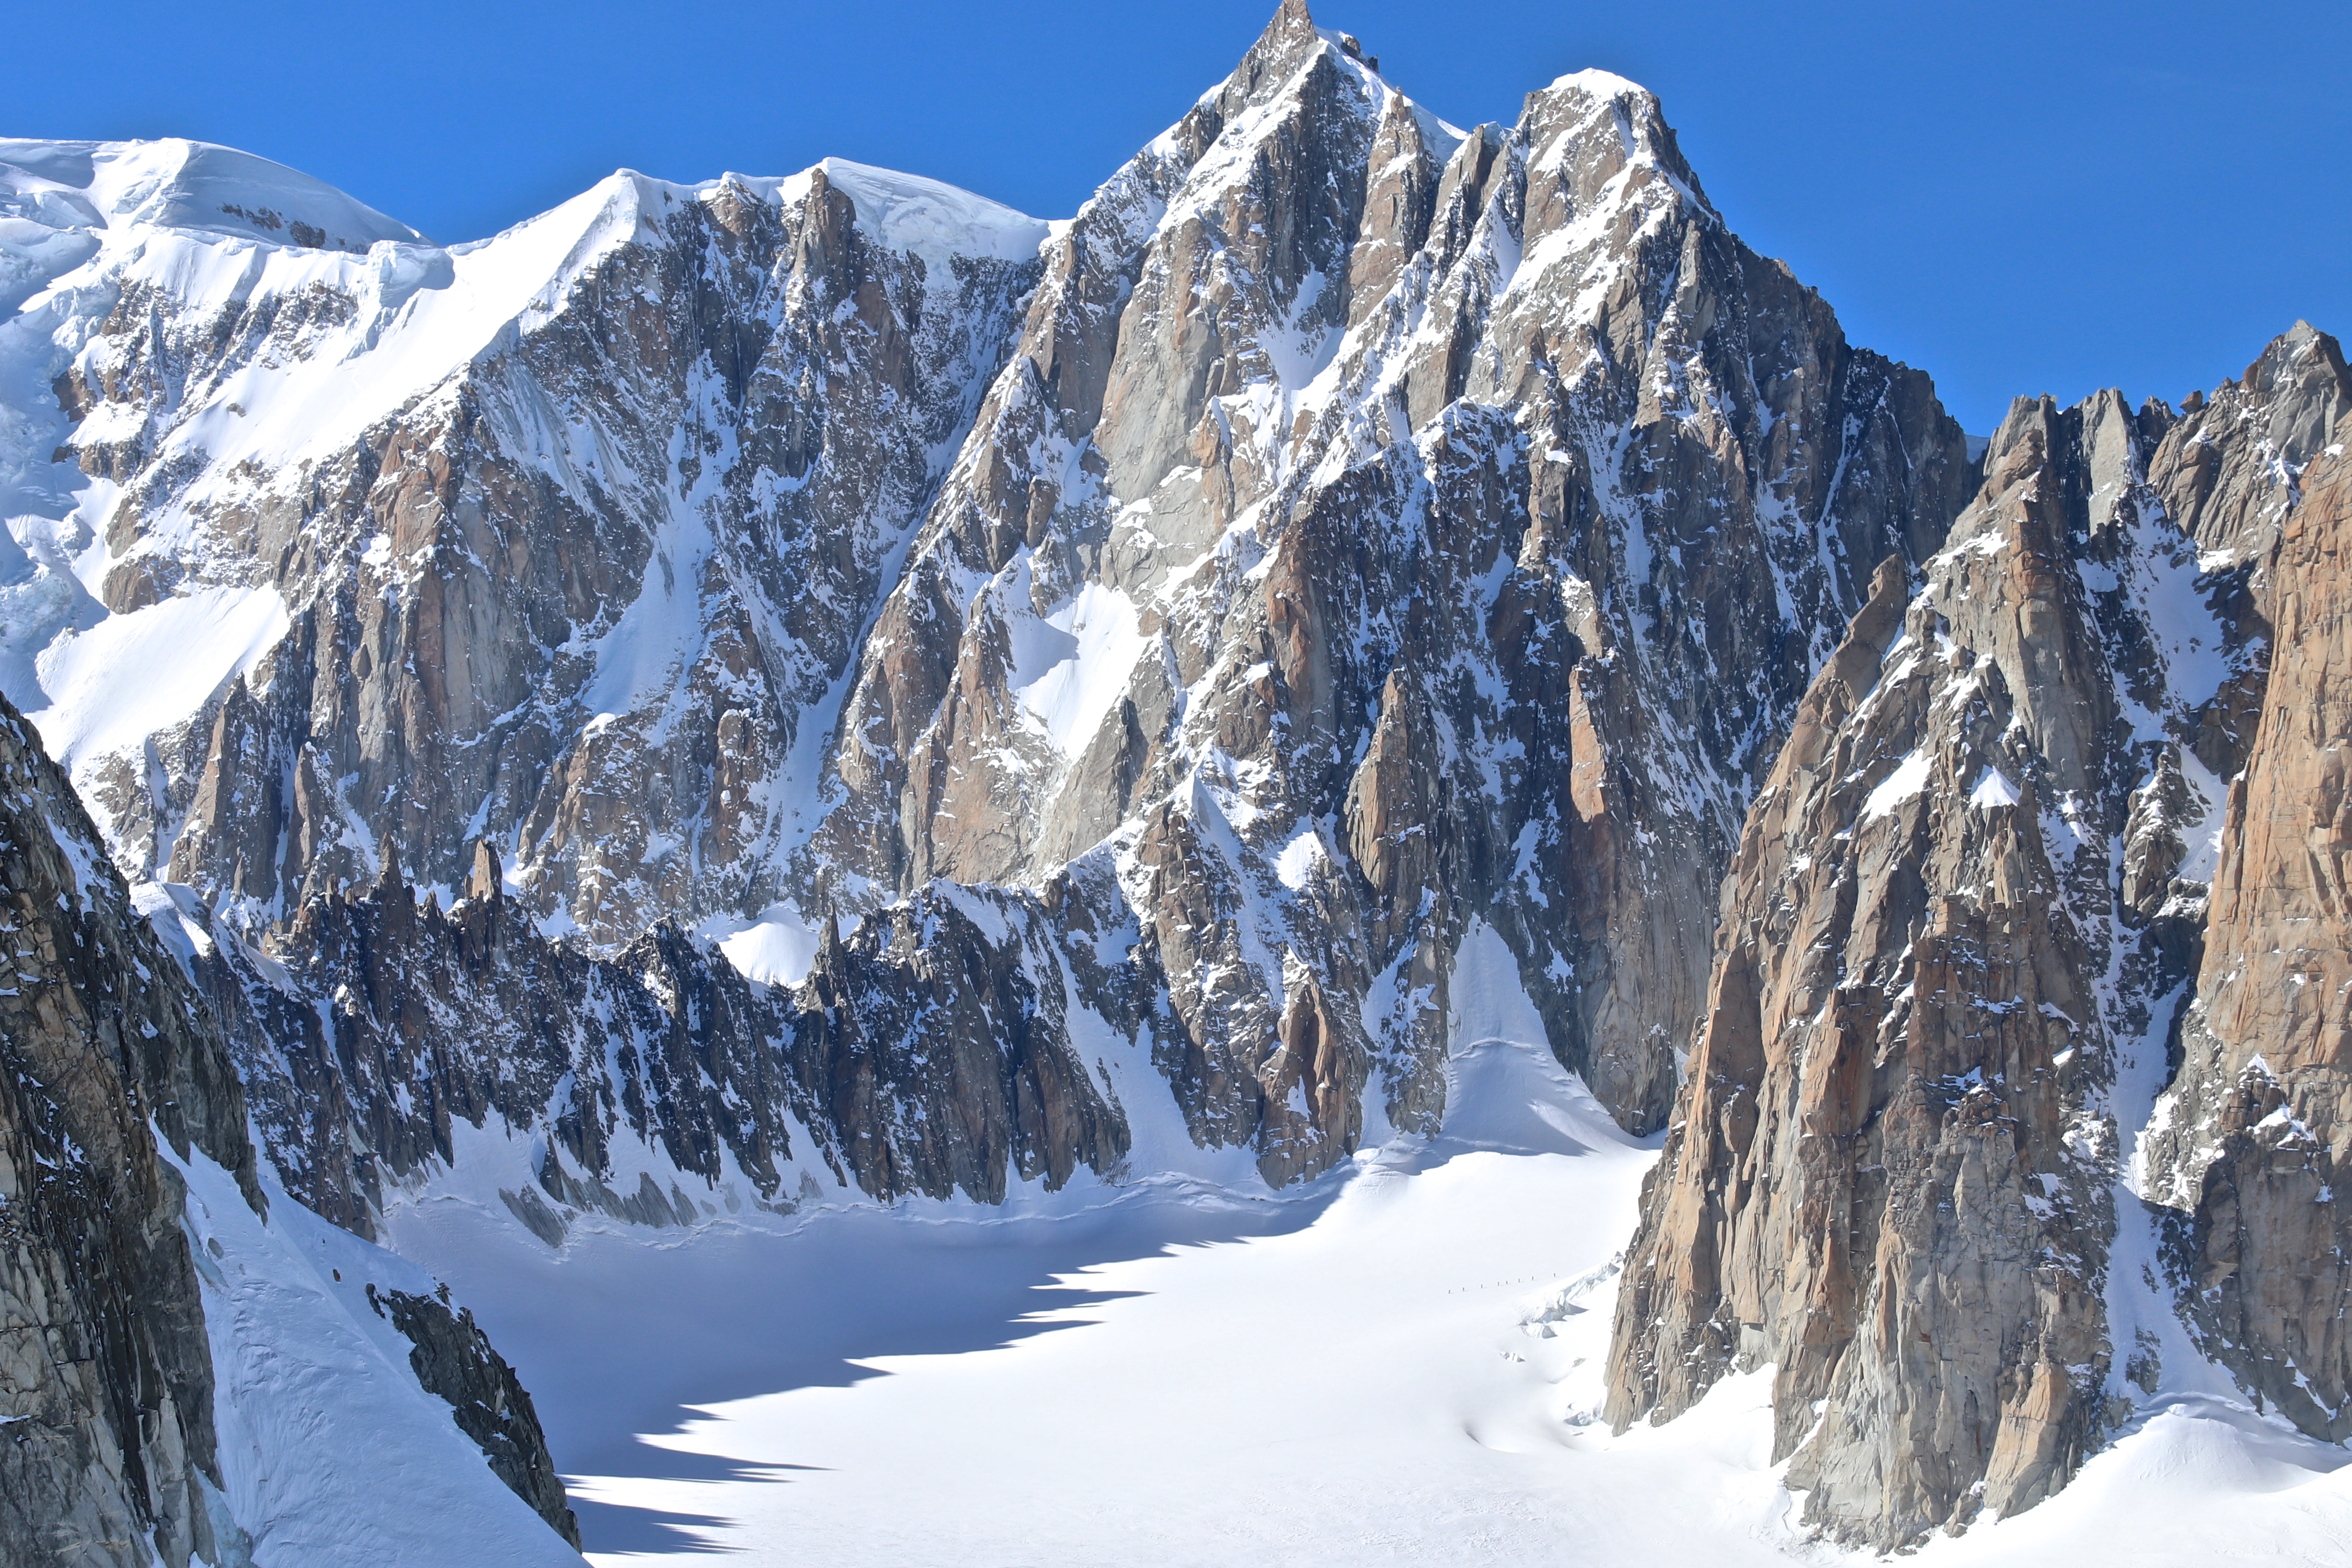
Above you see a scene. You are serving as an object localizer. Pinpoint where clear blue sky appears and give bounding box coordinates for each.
[15,0,2345,434]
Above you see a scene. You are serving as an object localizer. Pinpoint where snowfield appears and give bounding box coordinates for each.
[381,1024,2352,1568]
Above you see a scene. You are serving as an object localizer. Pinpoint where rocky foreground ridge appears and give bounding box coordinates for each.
[3,0,2350,1553]
[0,689,581,1566]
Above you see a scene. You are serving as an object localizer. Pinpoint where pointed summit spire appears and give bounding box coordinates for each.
[465,838,503,906]
[1264,0,1315,40]
[1226,0,1330,105]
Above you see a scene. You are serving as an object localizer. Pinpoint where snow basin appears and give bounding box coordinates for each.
[383,1064,1721,1568]
[376,934,2352,1568]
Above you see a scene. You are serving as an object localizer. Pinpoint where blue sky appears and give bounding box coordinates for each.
[17,0,2344,434]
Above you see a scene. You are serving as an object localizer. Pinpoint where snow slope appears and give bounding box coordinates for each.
[168,1145,584,1567]
[387,1053,1698,1566]
[386,1028,2352,1568]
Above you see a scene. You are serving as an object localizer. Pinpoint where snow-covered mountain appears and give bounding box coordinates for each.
[7,0,2352,1559]
[2,0,1967,1219]
[1,132,1045,939]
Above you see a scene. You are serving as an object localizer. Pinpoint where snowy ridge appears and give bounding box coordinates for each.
[815,157,1050,267]
[11,0,1956,1271]
[0,137,423,249]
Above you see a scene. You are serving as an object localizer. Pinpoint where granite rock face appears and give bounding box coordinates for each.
[2145,404,2352,1440]
[1604,329,2347,1547]
[192,844,1136,1236]
[8,143,1043,947]
[7,8,2352,1555]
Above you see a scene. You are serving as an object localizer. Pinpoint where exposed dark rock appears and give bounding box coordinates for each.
[194,851,1137,1231]
[0,688,255,1568]
[20,21,2352,1552]
[0,686,581,1560]
[369,1284,582,1547]
[807,8,1973,1179]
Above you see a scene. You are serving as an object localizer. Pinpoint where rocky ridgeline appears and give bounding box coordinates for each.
[0,693,252,1565]
[0,691,579,1564]
[1604,325,2352,1545]
[12,1,2352,1553]
[192,840,1139,1236]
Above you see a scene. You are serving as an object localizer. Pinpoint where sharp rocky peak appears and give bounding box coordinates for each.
[1604,320,2349,1547]
[28,12,2350,1556]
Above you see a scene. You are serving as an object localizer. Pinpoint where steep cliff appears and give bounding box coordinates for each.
[7,7,2351,1557]
[0,687,583,1562]
[1603,327,2347,1547]
[4,139,1044,946]
[370,1283,580,1547]
[2145,404,2352,1439]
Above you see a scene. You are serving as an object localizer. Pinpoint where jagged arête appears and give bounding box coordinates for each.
[1,0,2346,1556]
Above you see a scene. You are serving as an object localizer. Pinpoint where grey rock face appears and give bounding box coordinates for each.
[1604,329,2342,1547]
[2149,320,2350,571]
[14,10,2352,1554]
[6,1,1974,1214]
[16,149,1042,948]
[0,687,256,1568]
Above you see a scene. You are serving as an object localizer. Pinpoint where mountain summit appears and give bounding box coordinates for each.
[3,4,2346,1559]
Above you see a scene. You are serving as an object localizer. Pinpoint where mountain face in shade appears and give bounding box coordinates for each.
[5,0,2350,1555]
